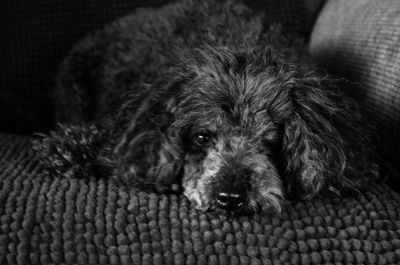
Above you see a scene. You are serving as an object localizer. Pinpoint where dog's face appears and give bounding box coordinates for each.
[115,47,372,214]
[179,103,284,213]
[173,51,288,213]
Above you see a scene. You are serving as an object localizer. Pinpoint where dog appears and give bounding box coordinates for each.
[35,0,380,214]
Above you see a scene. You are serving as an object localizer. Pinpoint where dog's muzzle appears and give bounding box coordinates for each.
[214,164,251,211]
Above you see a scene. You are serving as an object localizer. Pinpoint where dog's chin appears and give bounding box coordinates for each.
[184,192,284,216]
[210,202,283,217]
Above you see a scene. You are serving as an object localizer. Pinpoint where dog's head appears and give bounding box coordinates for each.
[114,47,373,214]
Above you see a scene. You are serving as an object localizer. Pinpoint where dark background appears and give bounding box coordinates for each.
[0,0,168,133]
[0,0,322,133]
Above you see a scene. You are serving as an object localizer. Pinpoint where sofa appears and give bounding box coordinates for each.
[1,0,400,264]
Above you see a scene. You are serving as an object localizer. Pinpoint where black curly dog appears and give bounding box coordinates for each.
[36,0,380,214]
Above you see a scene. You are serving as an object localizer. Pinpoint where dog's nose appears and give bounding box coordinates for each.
[216,189,246,211]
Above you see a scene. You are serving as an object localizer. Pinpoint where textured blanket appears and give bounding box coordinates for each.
[1,134,400,265]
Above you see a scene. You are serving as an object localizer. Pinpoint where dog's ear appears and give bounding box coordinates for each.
[113,69,190,192]
[282,73,375,199]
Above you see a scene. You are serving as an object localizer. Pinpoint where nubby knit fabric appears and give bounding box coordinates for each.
[0,134,400,265]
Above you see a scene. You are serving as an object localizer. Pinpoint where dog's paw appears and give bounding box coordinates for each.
[33,124,113,178]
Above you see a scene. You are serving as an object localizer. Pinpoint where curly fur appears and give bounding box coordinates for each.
[36,0,381,214]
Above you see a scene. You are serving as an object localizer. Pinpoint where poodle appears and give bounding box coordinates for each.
[35,0,380,214]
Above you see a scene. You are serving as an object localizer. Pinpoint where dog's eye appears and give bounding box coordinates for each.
[192,133,211,148]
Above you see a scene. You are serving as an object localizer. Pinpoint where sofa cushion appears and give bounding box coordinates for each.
[309,0,400,170]
[1,134,400,264]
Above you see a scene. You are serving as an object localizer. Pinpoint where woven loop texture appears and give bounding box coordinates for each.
[1,134,400,265]
[309,0,400,170]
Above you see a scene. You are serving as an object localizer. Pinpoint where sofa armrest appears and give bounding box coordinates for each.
[309,0,400,171]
